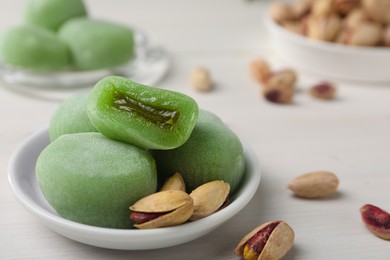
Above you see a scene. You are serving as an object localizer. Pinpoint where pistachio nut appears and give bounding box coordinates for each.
[129,190,194,229]
[384,25,390,46]
[311,0,334,17]
[360,204,390,240]
[307,15,342,42]
[344,9,367,29]
[269,2,293,24]
[262,69,297,104]
[250,58,272,84]
[189,180,230,221]
[288,171,339,198]
[347,22,383,46]
[363,0,390,25]
[333,0,361,15]
[234,220,295,260]
[160,172,186,192]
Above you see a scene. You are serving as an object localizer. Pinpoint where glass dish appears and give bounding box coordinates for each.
[0,30,170,89]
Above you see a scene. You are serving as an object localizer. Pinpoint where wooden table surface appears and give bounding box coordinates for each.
[1,0,390,259]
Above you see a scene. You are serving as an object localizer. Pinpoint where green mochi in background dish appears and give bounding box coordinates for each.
[87,76,199,150]
[0,25,70,71]
[49,92,97,142]
[36,132,157,229]
[58,18,134,71]
[24,0,87,31]
[151,110,246,193]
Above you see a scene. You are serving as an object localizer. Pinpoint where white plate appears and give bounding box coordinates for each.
[8,126,261,250]
[0,30,170,89]
[265,15,390,83]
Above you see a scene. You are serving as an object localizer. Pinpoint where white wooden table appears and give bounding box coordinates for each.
[1,0,390,259]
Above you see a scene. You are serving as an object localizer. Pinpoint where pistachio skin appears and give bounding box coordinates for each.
[87,76,199,150]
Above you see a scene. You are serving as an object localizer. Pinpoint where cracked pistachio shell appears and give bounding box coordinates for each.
[189,180,230,221]
[160,172,186,192]
[129,190,194,229]
[234,220,295,260]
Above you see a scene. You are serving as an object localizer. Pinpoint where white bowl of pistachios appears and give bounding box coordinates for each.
[265,0,390,83]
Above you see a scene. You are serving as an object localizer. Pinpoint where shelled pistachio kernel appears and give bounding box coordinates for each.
[288,171,340,198]
[129,190,194,229]
[234,220,295,260]
[190,66,212,91]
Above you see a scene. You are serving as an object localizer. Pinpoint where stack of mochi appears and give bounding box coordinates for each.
[0,0,134,71]
[36,76,246,229]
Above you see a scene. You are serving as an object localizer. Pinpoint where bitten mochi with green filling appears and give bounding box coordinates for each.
[49,92,97,142]
[87,76,199,150]
[152,110,245,193]
[36,132,157,229]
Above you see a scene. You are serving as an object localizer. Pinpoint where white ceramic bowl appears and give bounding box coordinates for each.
[8,125,261,250]
[265,15,390,83]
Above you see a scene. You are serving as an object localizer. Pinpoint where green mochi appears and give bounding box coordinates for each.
[36,132,157,229]
[87,76,199,150]
[58,18,134,70]
[0,25,70,71]
[49,92,97,142]
[24,0,87,31]
[151,110,245,193]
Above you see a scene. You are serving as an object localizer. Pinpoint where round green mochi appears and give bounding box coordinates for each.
[36,132,157,229]
[87,76,199,150]
[24,0,87,31]
[58,18,134,71]
[49,92,97,142]
[152,110,245,193]
[0,25,70,71]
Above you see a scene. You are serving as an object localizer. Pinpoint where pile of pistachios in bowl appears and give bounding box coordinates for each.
[269,0,390,47]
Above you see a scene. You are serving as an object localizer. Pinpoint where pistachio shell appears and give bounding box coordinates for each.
[189,180,230,221]
[160,172,186,192]
[234,220,295,260]
[259,222,295,259]
[130,190,192,212]
[134,199,194,229]
[288,171,339,198]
